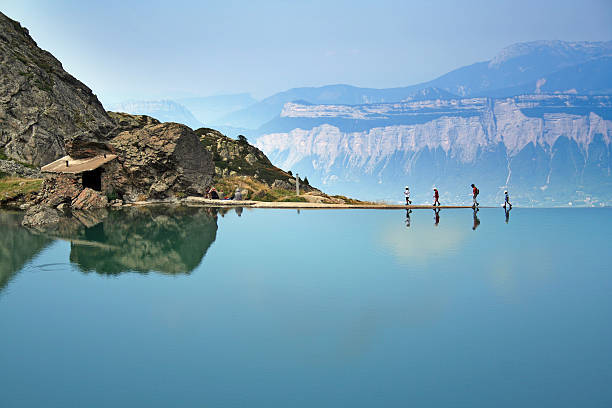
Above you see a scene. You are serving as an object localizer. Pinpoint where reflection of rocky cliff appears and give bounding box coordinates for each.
[0,212,52,293]
[68,206,218,275]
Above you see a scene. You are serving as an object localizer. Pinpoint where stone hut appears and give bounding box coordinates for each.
[40,154,118,194]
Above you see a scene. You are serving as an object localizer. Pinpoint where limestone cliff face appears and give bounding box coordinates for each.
[256,95,612,205]
[0,12,115,166]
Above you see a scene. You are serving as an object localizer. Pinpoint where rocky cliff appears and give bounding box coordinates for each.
[256,95,612,205]
[0,12,115,166]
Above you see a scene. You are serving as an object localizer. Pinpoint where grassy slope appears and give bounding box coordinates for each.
[0,176,43,202]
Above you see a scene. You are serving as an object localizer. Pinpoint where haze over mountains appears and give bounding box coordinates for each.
[109,40,612,206]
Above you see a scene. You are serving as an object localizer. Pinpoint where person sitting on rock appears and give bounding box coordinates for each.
[233,188,243,201]
[210,187,219,200]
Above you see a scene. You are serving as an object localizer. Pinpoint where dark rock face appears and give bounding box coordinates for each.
[108,121,214,201]
[0,12,115,165]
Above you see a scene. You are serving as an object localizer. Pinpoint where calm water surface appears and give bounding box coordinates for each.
[1,207,611,407]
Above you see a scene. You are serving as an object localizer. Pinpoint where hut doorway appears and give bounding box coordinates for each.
[82,168,102,191]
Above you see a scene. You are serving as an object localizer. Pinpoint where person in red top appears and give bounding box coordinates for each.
[471,184,479,208]
[433,188,440,207]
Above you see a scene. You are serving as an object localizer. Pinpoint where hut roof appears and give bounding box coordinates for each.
[41,154,117,174]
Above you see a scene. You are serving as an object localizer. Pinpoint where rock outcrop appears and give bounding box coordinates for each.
[196,127,313,190]
[106,121,214,201]
[71,188,108,210]
[0,159,42,178]
[22,205,62,228]
[0,12,115,166]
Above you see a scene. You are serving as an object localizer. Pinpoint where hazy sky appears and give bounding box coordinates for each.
[2,0,611,103]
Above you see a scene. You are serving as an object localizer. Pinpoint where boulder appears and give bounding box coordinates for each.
[22,205,62,228]
[107,122,214,201]
[71,188,108,210]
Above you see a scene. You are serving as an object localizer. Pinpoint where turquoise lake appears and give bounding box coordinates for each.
[1,207,611,407]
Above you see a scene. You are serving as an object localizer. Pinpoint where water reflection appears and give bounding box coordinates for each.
[68,207,218,275]
[0,212,53,293]
[17,206,219,276]
[433,208,440,227]
[405,209,411,228]
[472,208,481,231]
[505,207,511,224]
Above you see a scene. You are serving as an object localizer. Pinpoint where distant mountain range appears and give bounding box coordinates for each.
[110,40,612,205]
[107,100,203,130]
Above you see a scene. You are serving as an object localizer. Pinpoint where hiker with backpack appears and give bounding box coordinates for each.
[433,188,440,207]
[471,184,479,208]
[504,190,512,209]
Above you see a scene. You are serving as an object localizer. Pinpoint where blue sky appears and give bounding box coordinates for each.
[2,0,611,103]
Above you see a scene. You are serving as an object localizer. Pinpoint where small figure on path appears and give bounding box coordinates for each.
[405,209,412,228]
[433,188,440,207]
[233,188,243,201]
[504,190,512,209]
[433,208,440,227]
[472,208,481,231]
[471,184,480,208]
[404,186,412,205]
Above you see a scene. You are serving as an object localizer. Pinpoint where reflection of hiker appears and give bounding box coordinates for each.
[471,184,479,208]
[209,187,219,199]
[404,186,412,205]
[235,207,243,217]
[433,208,440,227]
[233,188,243,201]
[505,206,511,224]
[433,188,440,207]
[472,208,480,230]
[504,190,512,209]
[405,209,412,228]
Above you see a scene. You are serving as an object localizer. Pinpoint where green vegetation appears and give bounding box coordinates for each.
[196,128,294,186]
[0,177,43,202]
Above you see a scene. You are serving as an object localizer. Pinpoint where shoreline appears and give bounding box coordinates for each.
[125,197,494,210]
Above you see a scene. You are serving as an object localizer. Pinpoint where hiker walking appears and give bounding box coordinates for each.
[433,188,440,207]
[471,184,479,208]
[504,190,512,209]
[404,186,412,205]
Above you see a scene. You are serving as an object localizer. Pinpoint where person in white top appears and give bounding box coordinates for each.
[404,186,411,205]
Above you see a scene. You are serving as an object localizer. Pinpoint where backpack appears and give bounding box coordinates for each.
[475,188,479,196]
